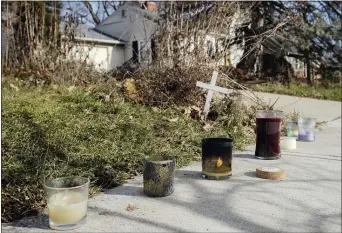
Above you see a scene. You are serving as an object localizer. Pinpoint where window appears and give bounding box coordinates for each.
[132,41,139,63]
[132,40,150,63]
[139,41,149,62]
[122,10,126,18]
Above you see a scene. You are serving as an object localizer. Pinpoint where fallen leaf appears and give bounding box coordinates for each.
[104,95,111,102]
[9,84,19,92]
[168,118,178,122]
[67,86,76,92]
[203,123,213,131]
[126,204,137,212]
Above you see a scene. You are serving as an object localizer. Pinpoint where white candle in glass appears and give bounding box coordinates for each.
[280,137,296,150]
[48,192,88,225]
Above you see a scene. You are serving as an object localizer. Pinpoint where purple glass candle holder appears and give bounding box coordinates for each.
[299,131,315,141]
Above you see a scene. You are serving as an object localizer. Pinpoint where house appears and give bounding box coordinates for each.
[260,35,307,78]
[65,1,233,72]
[60,23,126,71]
[62,1,159,72]
[1,1,308,79]
[2,1,223,72]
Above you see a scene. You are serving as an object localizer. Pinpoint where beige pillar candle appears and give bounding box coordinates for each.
[280,137,296,150]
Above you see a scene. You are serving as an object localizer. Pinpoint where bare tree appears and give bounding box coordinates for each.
[63,1,124,26]
[83,1,101,25]
[152,2,258,69]
[1,1,105,84]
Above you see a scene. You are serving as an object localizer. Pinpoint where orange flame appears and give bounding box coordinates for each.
[217,157,223,167]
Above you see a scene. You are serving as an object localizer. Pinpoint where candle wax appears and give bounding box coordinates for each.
[48,192,87,225]
[280,137,296,150]
[287,130,298,138]
[299,132,315,141]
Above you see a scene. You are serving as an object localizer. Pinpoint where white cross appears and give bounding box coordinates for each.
[196,71,233,119]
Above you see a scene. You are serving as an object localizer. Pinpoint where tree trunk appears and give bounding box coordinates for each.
[5,1,9,67]
[254,5,264,76]
[305,52,312,85]
[83,1,101,25]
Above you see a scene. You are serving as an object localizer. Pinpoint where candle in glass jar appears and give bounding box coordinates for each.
[299,132,315,141]
[280,137,296,150]
[48,192,87,225]
[287,121,299,139]
[298,117,316,142]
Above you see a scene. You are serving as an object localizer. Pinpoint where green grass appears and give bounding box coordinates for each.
[1,84,255,222]
[249,82,341,101]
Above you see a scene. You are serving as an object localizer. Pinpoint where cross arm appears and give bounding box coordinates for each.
[196,81,233,96]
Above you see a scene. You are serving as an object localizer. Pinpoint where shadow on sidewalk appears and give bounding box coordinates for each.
[233,153,257,159]
[3,214,50,230]
[88,206,193,232]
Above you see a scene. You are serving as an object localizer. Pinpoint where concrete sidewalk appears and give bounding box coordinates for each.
[241,91,341,123]
[3,121,341,233]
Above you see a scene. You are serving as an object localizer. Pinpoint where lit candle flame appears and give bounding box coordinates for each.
[217,157,223,167]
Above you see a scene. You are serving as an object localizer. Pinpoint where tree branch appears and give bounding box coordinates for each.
[103,2,110,17]
[324,2,342,18]
[83,1,101,25]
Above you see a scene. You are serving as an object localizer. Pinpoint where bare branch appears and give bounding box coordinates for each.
[103,1,111,17]
[83,1,101,25]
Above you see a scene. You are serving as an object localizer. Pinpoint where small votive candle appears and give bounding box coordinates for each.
[287,121,299,140]
[299,132,315,142]
[280,137,296,150]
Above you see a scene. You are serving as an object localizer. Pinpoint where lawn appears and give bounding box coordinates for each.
[249,82,341,101]
[1,84,255,222]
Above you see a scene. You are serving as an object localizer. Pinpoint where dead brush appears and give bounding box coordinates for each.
[5,60,110,87]
[200,95,257,148]
[128,66,212,107]
[1,1,112,88]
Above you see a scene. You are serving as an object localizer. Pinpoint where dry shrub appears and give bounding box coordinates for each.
[199,95,257,148]
[129,67,213,106]
[1,2,112,87]
[51,61,109,85]
[2,60,109,87]
[218,66,246,80]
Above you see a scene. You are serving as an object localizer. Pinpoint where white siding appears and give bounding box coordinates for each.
[124,45,133,63]
[95,4,158,65]
[129,16,157,64]
[118,18,157,64]
[110,45,125,69]
[229,44,244,68]
[68,43,125,72]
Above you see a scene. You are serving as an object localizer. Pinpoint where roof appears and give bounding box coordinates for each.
[60,22,125,45]
[94,2,158,42]
[65,2,210,44]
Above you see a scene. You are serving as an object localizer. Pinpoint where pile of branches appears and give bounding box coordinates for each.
[127,66,212,106]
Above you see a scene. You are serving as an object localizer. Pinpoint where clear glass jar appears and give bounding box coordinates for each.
[44,177,89,230]
[298,117,316,142]
[287,121,299,140]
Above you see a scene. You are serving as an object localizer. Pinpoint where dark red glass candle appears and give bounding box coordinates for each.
[255,110,283,160]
